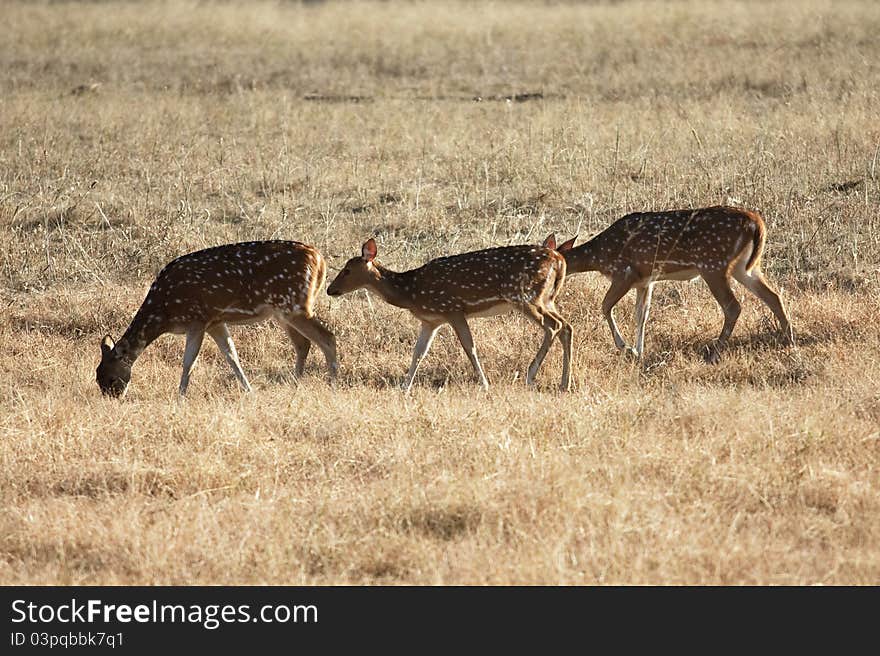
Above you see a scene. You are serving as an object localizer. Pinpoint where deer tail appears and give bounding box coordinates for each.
[745,212,766,271]
[552,255,567,299]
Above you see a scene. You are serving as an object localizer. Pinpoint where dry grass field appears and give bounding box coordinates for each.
[1,0,879,585]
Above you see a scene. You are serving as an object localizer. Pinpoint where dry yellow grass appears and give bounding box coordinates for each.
[1,0,879,584]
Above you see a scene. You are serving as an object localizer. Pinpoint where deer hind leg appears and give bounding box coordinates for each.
[601,275,636,356]
[448,314,489,390]
[403,321,441,391]
[284,314,338,381]
[519,303,564,388]
[700,271,742,364]
[207,323,253,392]
[282,323,312,378]
[544,284,574,390]
[179,328,206,396]
[633,283,654,359]
[549,307,573,392]
[732,266,795,346]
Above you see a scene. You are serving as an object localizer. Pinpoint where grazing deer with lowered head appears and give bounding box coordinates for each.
[327,238,573,391]
[550,205,794,362]
[97,240,338,397]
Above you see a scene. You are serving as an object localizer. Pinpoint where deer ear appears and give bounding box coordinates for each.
[361,238,378,262]
[101,334,115,356]
[542,233,557,250]
[558,236,577,252]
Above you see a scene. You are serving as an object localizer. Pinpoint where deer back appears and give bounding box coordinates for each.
[401,245,566,315]
[138,240,325,329]
[582,206,764,276]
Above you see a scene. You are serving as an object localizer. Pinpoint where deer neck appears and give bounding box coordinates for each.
[113,309,165,365]
[367,264,418,310]
[563,237,605,274]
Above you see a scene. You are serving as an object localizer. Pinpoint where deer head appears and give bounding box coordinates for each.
[327,238,380,297]
[96,335,131,398]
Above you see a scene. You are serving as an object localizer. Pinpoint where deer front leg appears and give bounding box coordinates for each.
[403,322,440,391]
[179,329,206,396]
[448,314,489,390]
[633,283,654,359]
[207,324,253,392]
[602,274,636,357]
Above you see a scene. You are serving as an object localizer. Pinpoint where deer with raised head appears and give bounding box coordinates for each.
[96,240,338,397]
[326,238,573,391]
[549,206,794,362]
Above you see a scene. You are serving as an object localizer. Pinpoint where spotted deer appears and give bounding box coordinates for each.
[550,206,794,362]
[327,238,573,391]
[96,240,338,397]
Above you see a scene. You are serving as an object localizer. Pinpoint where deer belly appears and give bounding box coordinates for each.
[465,302,514,319]
[651,268,700,282]
[216,304,277,325]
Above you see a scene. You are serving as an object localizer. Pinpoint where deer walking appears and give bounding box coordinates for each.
[552,206,794,362]
[327,238,573,391]
[96,240,338,397]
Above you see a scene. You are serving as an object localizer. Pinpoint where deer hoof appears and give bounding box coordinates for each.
[703,342,722,364]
